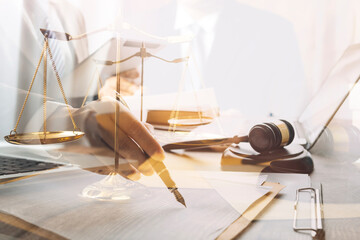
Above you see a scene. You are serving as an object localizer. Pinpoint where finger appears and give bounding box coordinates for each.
[96,113,146,162]
[144,122,155,134]
[119,68,139,79]
[115,161,142,181]
[96,123,147,179]
[102,76,136,90]
[84,164,139,180]
[96,113,154,176]
[98,86,115,99]
[100,77,139,98]
[94,124,141,179]
[119,81,139,95]
[92,99,164,161]
[99,85,137,99]
[123,163,141,181]
[110,110,165,161]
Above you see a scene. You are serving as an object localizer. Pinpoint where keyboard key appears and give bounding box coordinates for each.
[0,156,63,176]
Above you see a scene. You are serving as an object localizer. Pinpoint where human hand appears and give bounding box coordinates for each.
[75,97,164,180]
[99,68,140,98]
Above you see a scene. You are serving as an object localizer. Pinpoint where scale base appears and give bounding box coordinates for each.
[81,172,151,202]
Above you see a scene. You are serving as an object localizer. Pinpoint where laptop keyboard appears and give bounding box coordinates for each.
[0,156,63,176]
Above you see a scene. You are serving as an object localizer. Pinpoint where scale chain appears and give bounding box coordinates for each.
[46,38,79,131]
[43,40,47,134]
[12,41,47,134]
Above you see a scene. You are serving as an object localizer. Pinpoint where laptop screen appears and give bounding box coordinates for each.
[298,43,360,149]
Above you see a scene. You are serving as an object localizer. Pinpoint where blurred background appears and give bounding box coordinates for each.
[71,0,360,118]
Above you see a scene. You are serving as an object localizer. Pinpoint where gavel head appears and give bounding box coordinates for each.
[248,120,295,153]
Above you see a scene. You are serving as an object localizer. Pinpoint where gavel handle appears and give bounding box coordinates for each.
[162,135,249,151]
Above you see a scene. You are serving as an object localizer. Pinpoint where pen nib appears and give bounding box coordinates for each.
[170,188,187,207]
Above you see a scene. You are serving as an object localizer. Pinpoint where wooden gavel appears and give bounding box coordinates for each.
[162,120,295,153]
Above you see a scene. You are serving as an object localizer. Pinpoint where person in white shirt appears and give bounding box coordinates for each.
[0,0,164,179]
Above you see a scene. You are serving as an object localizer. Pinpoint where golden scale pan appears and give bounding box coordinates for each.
[4,131,84,145]
[4,34,84,145]
[167,116,213,127]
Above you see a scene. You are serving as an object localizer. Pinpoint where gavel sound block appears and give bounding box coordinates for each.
[221,143,314,174]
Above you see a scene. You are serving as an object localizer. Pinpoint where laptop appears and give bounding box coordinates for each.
[295,43,360,150]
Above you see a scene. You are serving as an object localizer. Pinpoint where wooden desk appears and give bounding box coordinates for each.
[1,149,359,239]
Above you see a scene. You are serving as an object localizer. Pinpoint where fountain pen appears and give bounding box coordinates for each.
[149,158,186,207]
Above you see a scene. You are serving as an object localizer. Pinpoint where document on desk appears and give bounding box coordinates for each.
[256,173,311,220]
[0,170,241,240]
[200,171,272,214]
[138,170,272,215]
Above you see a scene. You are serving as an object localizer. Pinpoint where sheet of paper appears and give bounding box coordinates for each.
[200,171,271,214]
[217,182,285,240]
[0,170,240,240]
[265,173,310,198]
[256,173,311,220]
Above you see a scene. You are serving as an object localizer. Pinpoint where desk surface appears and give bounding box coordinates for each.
[0,148,359,240]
